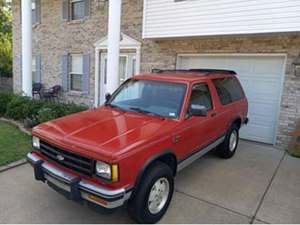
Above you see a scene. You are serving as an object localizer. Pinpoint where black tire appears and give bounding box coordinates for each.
[216,124,239,159]
[127,161,174,224]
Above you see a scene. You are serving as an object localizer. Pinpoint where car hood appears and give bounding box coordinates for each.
[32,106,177,160]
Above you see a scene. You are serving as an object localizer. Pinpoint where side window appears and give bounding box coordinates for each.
[212,77,244,105]
[189,83,213,110]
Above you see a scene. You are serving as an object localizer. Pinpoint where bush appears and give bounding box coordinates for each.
[1,93,88,127]
[37,102,87,124]
[5,95,32,120]
[0,92,13,116]
[37,107,58,124]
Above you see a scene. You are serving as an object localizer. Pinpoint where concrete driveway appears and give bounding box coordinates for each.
[0,141,299,224]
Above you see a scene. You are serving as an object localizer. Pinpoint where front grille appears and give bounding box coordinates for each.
[39,140,94,176]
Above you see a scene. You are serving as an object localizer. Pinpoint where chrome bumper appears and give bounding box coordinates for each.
[26,152,132,209]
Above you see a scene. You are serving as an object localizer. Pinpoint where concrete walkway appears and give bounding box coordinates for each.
[0,141,299,224]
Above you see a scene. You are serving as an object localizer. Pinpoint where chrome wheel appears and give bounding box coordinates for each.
[148,177,170,215]
[229,130,238,152]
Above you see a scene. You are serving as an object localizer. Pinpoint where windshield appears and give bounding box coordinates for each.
[108,79,187,118]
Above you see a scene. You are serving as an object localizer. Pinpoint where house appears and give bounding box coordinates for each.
[12,0,300,150]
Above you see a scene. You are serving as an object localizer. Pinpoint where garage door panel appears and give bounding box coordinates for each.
[252,59,285,75]
[248,112,276,126]
[241,83,280,99]
[240,125,274,144]
[177,55,285,144]
[248,102,277,120]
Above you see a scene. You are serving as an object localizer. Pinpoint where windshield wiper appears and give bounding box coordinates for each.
[129,107,165,119]
[106,103,126,112]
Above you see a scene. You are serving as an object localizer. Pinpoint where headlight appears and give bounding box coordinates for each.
[95,161,119,182]
[32,136,40,149]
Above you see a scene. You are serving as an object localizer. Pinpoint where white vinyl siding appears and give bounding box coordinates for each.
[143,0,300,39]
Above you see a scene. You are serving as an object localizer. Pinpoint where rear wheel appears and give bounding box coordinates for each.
[216,124,239,159]
[127,161,174,224]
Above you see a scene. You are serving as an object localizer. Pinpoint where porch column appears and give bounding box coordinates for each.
[106,0,122,94]
[21,0,32,97]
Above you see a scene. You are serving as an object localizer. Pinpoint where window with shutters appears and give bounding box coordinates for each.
[62,0,90,21]
[70,0,85,20]
[70,54,83,92]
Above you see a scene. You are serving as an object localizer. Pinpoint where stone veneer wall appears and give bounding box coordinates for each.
[0,77,13,92]
[12,0,300,149]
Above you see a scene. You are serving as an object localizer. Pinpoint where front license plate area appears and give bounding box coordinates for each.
[47,180,73,200]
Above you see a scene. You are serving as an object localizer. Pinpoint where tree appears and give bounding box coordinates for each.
[0,0,12,77]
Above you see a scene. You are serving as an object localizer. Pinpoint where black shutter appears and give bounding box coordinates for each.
[61,54,69,91]
[84,0,90,18]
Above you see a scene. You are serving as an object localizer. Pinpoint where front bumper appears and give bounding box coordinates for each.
[26,152,132,209]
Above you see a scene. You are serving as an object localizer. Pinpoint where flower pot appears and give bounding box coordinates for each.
[288,119,300,158]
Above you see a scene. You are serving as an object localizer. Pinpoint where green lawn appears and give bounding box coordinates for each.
[0,121,31,167]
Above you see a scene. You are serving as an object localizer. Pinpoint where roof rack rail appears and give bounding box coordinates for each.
[152,69,237,75]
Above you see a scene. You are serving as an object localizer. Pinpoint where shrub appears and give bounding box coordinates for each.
[5,95,32,120]
[0,92,13,116]
[2,93,88,126]
[64,103,88,115]
[37,102,87,124]
[37,107,58,124]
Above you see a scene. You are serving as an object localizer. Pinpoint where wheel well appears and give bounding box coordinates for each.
[136,152,177,186]
[232,118,242,129]
[155,153,177,176]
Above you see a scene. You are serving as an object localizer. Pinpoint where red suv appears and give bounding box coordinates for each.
[27,69,248,223]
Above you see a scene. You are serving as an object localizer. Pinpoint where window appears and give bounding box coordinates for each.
[70,54,83,92]
[31,0,41,25]
[132,58,136,76]
[189,83,213,110]
[213,77,244,105]
[62,0,90,21]
[32,57,37,82]
[71,0,85,20]
[32,0,36,24]
[119,56,127,84]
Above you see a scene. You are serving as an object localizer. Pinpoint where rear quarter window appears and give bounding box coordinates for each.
[212,77,244,105]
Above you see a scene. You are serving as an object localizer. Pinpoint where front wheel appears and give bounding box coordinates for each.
[127,161,174,224]
[216,124,239,159]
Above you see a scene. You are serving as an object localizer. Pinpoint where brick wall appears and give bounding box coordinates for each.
[12,0,300,149]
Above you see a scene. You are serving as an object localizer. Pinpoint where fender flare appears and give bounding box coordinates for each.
[133,150,177,193]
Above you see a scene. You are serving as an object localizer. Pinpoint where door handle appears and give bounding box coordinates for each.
[211,112,217,117]
[172,135,181,144]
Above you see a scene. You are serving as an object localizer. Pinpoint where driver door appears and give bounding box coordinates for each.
[174,82,218,159]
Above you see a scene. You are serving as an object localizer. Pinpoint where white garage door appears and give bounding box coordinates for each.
[177,55,286,144]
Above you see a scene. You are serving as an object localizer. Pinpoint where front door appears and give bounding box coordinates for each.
[100,53,137,104]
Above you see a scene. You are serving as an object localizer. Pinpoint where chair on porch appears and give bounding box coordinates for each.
[32,83,44,99]
[42,85,62,102]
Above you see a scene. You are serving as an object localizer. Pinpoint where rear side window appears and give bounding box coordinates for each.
[212,77,244,105]
[189,83,213,110]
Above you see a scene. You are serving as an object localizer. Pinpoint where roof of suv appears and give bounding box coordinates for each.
[134,69,236,83]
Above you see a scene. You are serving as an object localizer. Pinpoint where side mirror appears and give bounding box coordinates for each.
[189,104,208,117]
[105,93,112,102]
